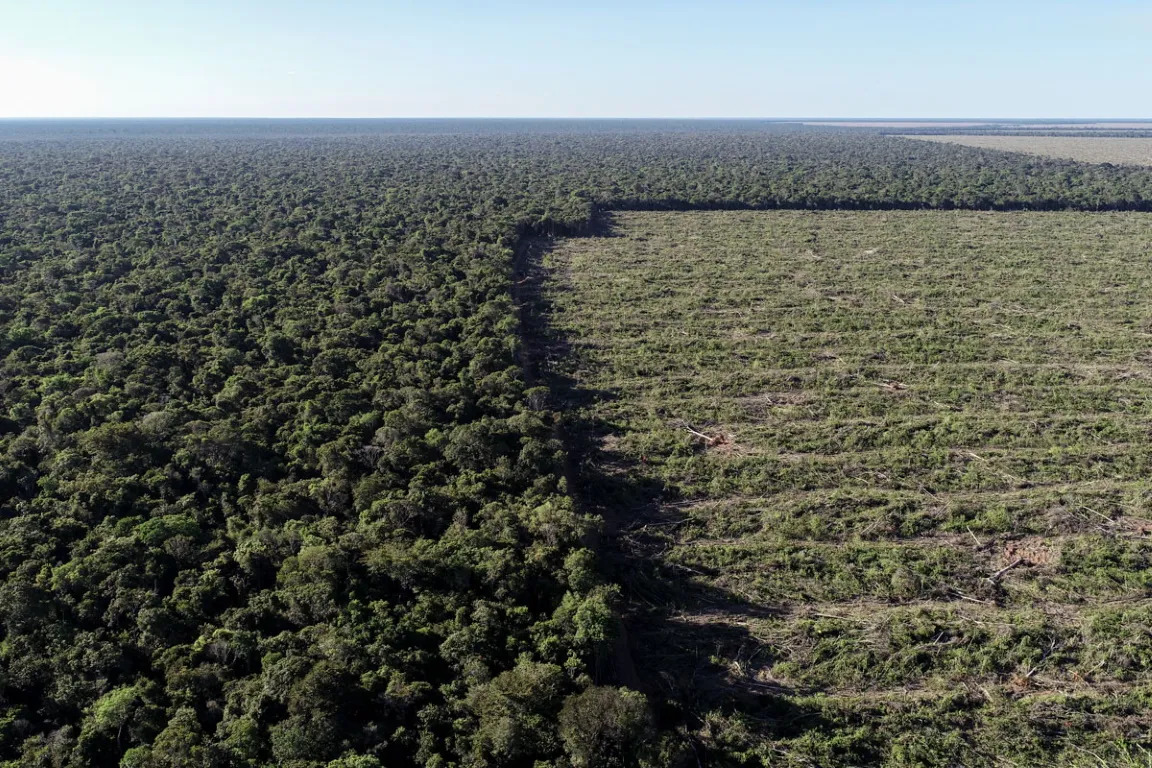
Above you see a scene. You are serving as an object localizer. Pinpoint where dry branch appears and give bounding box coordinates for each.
[986,557,1025,584]
[951,588,993,605]
[967,526,984,548]
[683,424,729,447]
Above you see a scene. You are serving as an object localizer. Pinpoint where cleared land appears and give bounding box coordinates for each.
[544,210,1152,764]
[906,134,1152,166]
[804,121,1152,130]
[801,121,996,128]
[994,123,1152,131]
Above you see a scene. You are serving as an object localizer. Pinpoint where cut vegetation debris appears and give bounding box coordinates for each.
[542,209,1152,766]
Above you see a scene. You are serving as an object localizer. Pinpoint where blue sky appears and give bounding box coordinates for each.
[1,0,1150,118]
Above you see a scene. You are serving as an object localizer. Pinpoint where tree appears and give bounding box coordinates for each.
[559,687,653,768]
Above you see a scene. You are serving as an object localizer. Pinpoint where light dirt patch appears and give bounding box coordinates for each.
[903,135,1152,167]
[801,121,994,128]
[1002,536,1059,567]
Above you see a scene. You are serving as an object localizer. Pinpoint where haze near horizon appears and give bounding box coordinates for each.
[2,0,1151,119]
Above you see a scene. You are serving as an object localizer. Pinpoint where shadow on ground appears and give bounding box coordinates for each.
[513,212,826,763]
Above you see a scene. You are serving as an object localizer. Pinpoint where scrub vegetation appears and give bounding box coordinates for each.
[2,121,1152,766]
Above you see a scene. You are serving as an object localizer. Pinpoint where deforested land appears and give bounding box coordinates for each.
[543,210,1152,766]
[904,135,1152,166]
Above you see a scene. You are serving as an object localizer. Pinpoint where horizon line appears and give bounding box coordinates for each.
[3,116,1152,122]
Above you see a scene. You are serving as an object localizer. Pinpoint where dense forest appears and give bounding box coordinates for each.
[4,122,1152,767]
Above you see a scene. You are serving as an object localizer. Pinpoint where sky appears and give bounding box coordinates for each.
[1,0,1151,119]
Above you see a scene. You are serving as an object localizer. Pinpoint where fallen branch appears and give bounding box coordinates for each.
[951,588,993,605]
[1080,505,1117,528]
[684,425,715,441]
[667,562,709,577]
[967,526,984,548]
[986,557,1025,584]
[869,379,907,391]
[812,612,867,623]
[962,451,1024,485]
[683,424,728,447]
[1025,638,1059,679]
